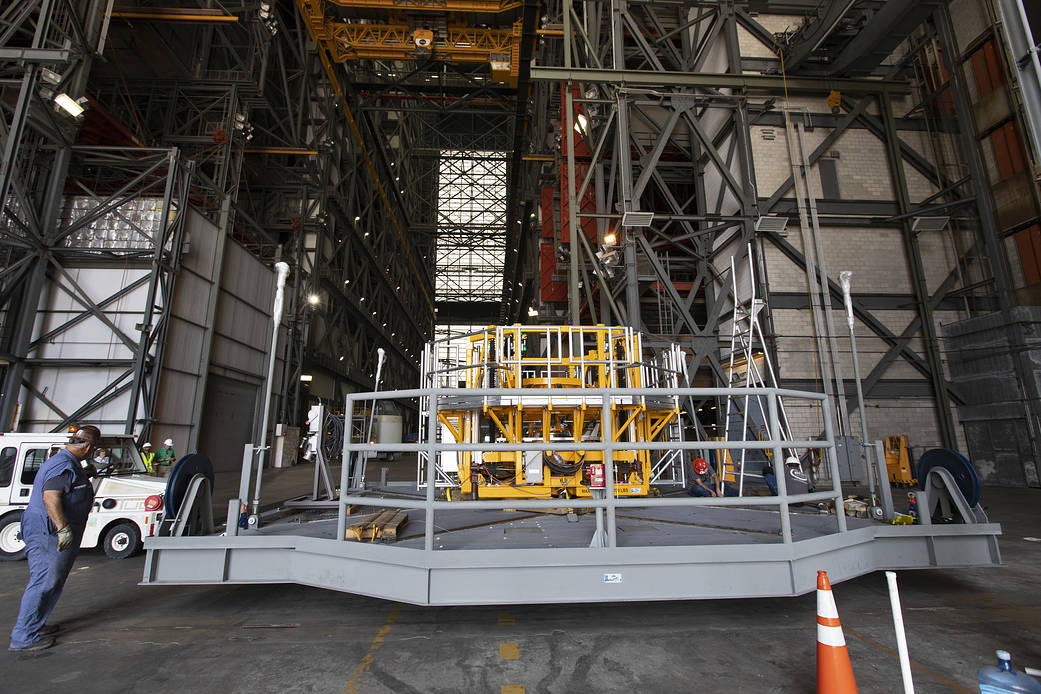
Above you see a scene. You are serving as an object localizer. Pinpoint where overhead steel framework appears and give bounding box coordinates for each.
[0,0,461,435]
[498,0,1033,453]
[5,0,1039,481]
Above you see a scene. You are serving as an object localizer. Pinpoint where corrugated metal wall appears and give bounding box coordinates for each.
[152,208,282,479]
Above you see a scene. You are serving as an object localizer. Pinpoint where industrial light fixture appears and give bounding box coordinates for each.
[40,67,62,86]
[527,307,539,317]
[574,113,588,135]
[300,374,313,382]
[621,211,654,227]
[602,231,617,245]
[308,293,320,306]
[911,216,949,233]
[754,215,789,235]
[54,93,86,117]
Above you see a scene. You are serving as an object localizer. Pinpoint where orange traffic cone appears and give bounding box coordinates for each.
[817,570,858,693]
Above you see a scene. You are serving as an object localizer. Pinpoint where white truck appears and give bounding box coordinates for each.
[0,433,168,560]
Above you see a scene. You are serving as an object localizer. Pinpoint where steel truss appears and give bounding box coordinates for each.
[509,0,1029,448]
[3,0,470,437]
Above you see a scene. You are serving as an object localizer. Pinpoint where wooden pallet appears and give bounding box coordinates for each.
[345,509,408,542]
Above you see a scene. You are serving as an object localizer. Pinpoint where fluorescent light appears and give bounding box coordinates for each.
[912,216,949,232]
[574,113,588,134]
[755,215,788,234]
[300,374,313,382]
[621,211,653,227]
[54,93,84,117]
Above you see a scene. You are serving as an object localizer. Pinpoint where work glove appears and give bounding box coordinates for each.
[56,526,74,552]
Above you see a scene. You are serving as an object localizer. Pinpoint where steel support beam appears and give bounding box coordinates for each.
[529,66,911,95]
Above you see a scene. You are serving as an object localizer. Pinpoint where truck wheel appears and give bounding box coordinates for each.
[0,513,27,561]
[103,522,141,559]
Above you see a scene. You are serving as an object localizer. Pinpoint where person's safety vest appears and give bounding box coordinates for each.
[142,451,155,473]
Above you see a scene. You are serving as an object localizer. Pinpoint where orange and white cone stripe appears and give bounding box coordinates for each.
[817,570,858,693]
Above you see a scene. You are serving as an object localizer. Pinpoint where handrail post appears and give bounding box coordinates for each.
[338,394,355,541]
[821,394,848,532]
[601,392,617,547]
[424,388,439,552]
[768,391,793,543]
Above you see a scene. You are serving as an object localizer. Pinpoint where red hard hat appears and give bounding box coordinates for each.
[693,457,710,475]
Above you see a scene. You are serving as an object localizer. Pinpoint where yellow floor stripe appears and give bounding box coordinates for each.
[497,612,516,626]
[843,626,974,694]
[499,643,520,660]
[501,686,525,694]
[342,604,402,694]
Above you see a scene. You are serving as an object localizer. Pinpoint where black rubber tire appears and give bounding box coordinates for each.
[0,513,26,561]
[103,522,141,559]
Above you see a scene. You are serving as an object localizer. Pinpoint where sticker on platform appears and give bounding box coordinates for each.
[603,573,622,584]
[629,488,641,494]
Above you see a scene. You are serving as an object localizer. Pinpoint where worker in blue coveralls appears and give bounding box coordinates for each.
[9,425,101,652]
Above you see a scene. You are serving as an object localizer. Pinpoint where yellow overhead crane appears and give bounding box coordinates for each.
[298,0,522,84]
[325,0,521,12]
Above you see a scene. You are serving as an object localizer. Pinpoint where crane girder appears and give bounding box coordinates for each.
[327,22,519,63]
[297,0,520,83]
[326,0,521,13]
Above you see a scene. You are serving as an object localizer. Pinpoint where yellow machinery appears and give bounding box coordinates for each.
[296,0,522,85]
[419,325,686,499]
[885,435,916,485]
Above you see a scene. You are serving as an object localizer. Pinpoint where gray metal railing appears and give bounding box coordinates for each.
[339,386,847,551]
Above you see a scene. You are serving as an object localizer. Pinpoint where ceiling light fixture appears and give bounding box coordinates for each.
[54,93,85,117]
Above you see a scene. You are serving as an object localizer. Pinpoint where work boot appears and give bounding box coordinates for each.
[9,636,55,652]
[38,624,59,636]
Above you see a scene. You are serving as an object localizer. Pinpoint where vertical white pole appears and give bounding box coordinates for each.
[250,261,290,515]
[885,571,915,694]
[841,271,878,504]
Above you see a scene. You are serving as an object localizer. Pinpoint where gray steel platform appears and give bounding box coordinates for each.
[141,504,1002,605]
[141,385,1001,605]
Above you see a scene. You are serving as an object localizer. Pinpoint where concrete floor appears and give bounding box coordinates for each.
[2,486,1039,693]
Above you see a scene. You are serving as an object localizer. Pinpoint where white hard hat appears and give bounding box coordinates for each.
[163,438,174,446]
[142,442,152,448]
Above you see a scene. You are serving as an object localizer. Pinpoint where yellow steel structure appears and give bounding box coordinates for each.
[884,435,917,485]
[327,22,520,77]
[297,0,521,84]
[295,0,438,317]
[421,326,685,500]
[326,0,521,13]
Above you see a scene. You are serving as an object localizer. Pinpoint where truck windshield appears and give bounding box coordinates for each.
[96,439,146,474]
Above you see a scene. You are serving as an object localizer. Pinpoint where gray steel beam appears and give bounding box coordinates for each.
[529,66,911,94]
[0,47,71,62]
[936,5,1041,470]
[778,0,856,72]
[879,91,957,447]
[996,0,1041,175]
[764,232,964,406]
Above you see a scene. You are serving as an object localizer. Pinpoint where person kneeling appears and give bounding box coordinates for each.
[688,457,738,498]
